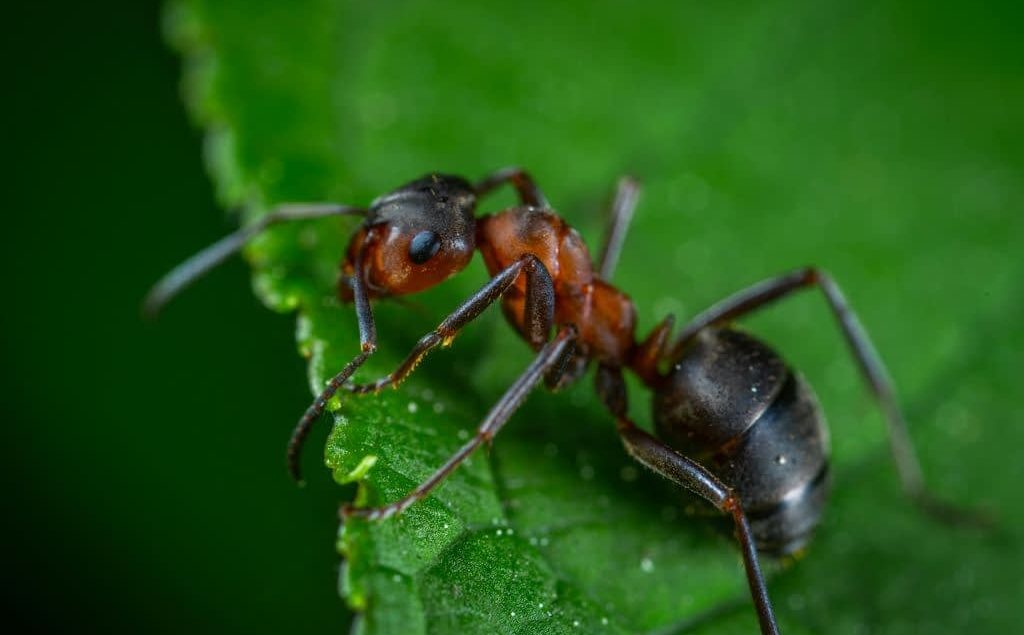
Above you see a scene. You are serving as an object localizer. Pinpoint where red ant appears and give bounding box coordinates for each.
[147,168,984,635]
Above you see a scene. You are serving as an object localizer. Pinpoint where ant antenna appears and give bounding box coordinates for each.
[143,203,366,318]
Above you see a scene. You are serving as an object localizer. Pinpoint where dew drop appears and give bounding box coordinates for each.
[601,617,609,625]
[775,455,787,465]
[640,557,655,573]
[407,401,418,413]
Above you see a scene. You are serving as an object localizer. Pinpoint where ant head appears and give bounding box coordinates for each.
[343,174,478,298]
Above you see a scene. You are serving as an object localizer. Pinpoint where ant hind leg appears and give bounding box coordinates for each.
[669,267,992,528]
[595,365,780,635]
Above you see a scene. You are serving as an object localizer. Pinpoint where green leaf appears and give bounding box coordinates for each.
[168,1,1024,633]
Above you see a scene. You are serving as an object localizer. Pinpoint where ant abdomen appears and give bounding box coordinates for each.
[653,328,831,555]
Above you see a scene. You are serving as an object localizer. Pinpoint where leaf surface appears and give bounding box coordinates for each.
[169,1,1024,633]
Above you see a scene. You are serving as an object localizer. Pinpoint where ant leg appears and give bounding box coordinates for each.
[630,314,675,386]
[344,254,555,394]
[670,267,989,526]
[342,325,577,521]
[544,349,587,390]
[618,420,780,635]
[287,250,378,482]
[474,166,549,208]
[143,202,365,318]
[597,176,641,280]
[595,365,780,635]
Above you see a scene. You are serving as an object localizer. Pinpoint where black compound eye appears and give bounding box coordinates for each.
[408,230,441,264]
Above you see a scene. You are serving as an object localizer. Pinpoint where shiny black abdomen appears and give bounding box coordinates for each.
[653,328,830,555]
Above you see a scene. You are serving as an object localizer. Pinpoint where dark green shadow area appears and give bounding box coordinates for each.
[5,2,349,633]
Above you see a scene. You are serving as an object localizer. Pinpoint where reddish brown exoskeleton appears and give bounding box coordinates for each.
[147,168,986,635]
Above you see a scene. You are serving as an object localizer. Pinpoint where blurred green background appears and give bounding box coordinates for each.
[5,1,1023,634]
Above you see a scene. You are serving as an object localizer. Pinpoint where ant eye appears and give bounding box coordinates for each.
[408,230,441,264]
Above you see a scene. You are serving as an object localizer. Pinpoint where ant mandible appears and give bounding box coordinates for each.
[146,167,982,635]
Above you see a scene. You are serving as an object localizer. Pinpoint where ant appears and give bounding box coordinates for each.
[147,168,985,635]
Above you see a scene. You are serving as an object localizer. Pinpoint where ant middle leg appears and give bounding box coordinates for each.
[669,267,990,526]
[595,365,780,635]
[596,176,641,281]
[342,325,577,521]
[343,253,556,395]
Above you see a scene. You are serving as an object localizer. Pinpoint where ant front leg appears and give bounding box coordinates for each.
[670,267,991,527]
[294,252,554,480]
[595,365,780,635]
[343,325,576,521]
[340,254,559,519]
[474,166,549,208]
[287,248,378,482]
[343,253,555,394]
